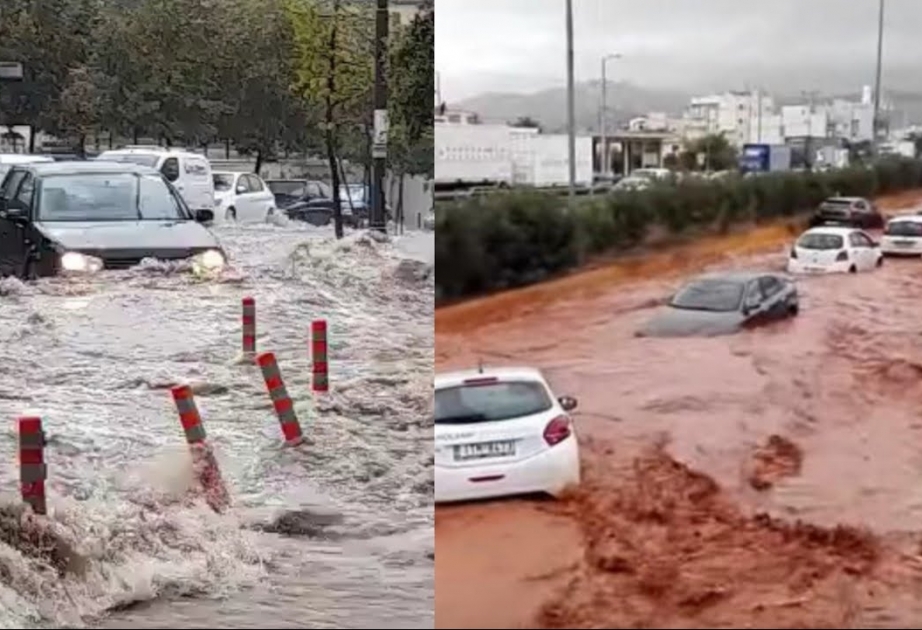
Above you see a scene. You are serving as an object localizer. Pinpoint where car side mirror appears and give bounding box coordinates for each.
[558,395,578,412]
[194,208,214,223]
[4,200,29,222]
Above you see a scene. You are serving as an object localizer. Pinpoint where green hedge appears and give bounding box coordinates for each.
[435,157,922,303]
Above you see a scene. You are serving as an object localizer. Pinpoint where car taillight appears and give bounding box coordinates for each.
[835,250,848,262]
[543,415,572,447]
[790,248,797,259]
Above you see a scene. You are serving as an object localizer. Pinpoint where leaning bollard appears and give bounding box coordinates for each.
[311,319,329,393]
[170,385,230,513]
[256,352,304,445]
[19,417,47,515]
[242,297,256,357]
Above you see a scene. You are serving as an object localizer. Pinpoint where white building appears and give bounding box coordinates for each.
[685,90,776,146]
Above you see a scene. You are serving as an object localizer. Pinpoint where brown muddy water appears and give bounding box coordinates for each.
[435,191,922,629]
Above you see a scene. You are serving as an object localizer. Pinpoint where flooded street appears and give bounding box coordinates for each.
[435,192,922,628]
[0,222,434,629]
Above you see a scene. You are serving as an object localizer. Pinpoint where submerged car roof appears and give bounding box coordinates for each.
[17,160,161,177]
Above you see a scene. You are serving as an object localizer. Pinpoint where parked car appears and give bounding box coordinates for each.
[339,183,393,227]
[880,215,922,256]
[96,147,216,216]
[434,366,580,504]
[212,171,277,223]
[265,179,334,226]
[809,196,884,229]
[423,209,435,231]
[0,161,224,278]
[787,226,883,274]
[637,271,799,338]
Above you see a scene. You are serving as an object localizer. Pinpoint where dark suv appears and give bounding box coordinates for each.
[809,196,884,229]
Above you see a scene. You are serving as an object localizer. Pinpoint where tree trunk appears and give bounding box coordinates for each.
[397,171,406,234]
[326,6,343,239]
[133,127,139,144]
[225,138,230,159]
[28,126,35,153]
[338,156,356,227]
[254,149,263,176]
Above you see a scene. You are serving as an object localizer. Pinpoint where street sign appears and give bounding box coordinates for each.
[373,108,389,158]
[0,62,23,80]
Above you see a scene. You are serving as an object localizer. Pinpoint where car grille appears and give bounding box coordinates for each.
[103,257,144,270]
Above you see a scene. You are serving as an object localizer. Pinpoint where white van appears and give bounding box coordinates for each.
[96,147,215,213]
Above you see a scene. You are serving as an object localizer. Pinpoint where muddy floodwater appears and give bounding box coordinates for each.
[0,222,433,629]
[436,191,922,629]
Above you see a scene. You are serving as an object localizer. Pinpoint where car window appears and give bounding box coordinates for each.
[306,183,322,198]
[2,170,27,200]
[745,280,765,305]
[315,181,332,198]
[797,233,844,250]
[248,175,265,192]
[267,181,306,197]
[183,157,210,179]
[885,221,922,237]
[849,232,873,247]
[758,276,782,298]
[670,279,745,313]
[14,173,35,207]
[160,157,180,182]
[435,380,553,424]
[853,200,869,212]
[213,173,234,192]
[37,173,185,221]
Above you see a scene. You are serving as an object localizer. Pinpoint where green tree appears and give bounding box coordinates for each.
[55,65,101,155]
[287,0,374,239]
[509,115,541,131]
[679,133,737,171]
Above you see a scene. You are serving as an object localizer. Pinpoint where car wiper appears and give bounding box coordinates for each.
[435,413,488,425]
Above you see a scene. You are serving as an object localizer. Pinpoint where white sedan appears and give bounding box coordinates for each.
[787,226,883,275]
[880,215,922,256]
[434,366,581,504]
[212,171,277,223]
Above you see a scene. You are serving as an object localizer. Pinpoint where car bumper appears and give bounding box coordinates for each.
[881,239,922,256]
[786,259,851,274]
[434,437,580,504]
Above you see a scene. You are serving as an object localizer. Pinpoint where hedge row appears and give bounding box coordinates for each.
[435,156,922,302]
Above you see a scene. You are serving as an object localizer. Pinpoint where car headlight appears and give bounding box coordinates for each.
[60,252,103,274]
[192,249,226,274]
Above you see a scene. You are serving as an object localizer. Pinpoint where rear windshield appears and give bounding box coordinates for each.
[267,181,306,196]
[213,173,234,192]
[670,279,744,313]
[797,233,844,250]
[821,199,852,208]
[885,221,922,237]
[435,380,553,425]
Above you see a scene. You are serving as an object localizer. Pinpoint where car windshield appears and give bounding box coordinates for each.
[435,380,553,424]
[341,184,365,202]
[97,153,160,168]
[797,233,844,250]
[213,173,234,192]
[885,221,922,237]
[267,181,306,196]
[38,173,187,221]
[670,279,744,312]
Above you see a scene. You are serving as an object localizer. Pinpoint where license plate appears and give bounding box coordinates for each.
[804,266,825,273]
[894,240,915,247]
[454,440,516,461]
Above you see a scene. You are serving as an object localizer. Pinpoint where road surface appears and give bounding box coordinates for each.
[435,191,922,629]
[0,224,434,629]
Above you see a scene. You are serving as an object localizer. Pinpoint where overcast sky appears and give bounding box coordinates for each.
[437,0,922,101]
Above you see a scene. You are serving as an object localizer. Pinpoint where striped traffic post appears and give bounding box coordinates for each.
[242,297,256,356]
[311,319,329,393]
[19,417,47,515]
[170,385,230,513]
[256,352,304,445]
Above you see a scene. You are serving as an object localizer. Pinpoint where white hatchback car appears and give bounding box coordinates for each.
[787,226,883,274]
[212,171,277,223]
[880,215,922,257]
[434,367,581,504]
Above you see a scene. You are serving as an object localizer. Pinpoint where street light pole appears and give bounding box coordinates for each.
[872,0,885,144]
[599,53,621,178]
[565,0,576,201]
[371,0,389,233]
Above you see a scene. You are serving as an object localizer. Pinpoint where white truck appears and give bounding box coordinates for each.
[515,134,593,188]
[434,122,514,187]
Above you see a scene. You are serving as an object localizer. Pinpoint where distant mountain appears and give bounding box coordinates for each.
[451,82,922,134]
[452,81,691,133]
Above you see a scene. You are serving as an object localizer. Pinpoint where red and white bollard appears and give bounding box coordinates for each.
[19,417,47,515]
[256,352,304,445]
[170,385,230,513]
[311,319,329,393]
[242,297,256,356]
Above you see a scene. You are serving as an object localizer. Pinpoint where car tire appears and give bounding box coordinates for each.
[849,264,857,273]
[226,207,237,221]
[876,256,884,268]
[265,207,276,222]
[789,303,799,316]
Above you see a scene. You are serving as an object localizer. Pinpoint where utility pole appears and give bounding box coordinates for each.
[371,0,389,233]
[599,53,621,178]
[565,0,576,201]
[872,0,885,145]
